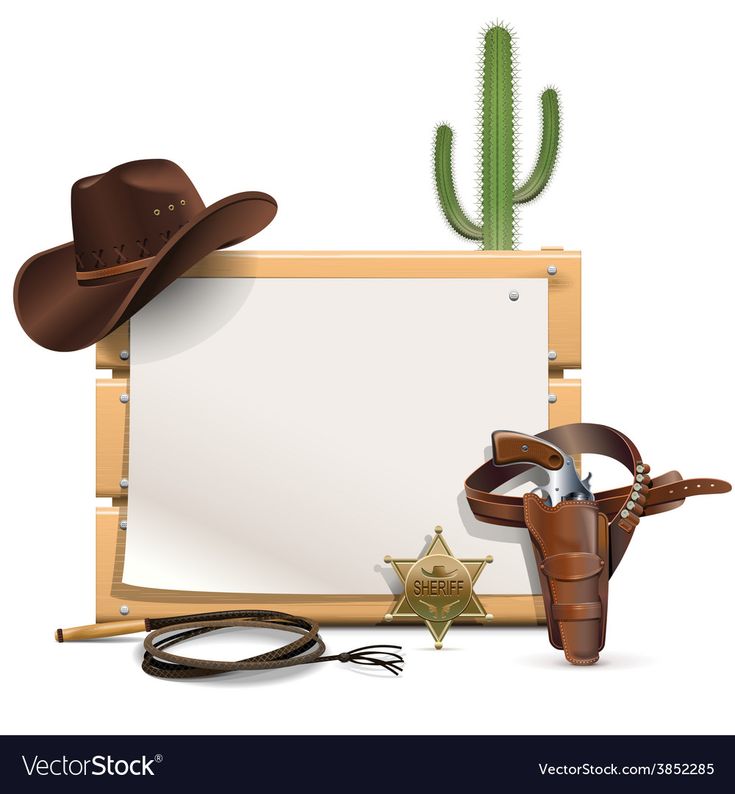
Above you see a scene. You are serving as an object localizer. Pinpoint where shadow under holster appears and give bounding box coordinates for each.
[523,494,609,665]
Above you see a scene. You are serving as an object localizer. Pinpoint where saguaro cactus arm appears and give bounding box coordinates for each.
[434,125,482,240]
[513,88,561,204]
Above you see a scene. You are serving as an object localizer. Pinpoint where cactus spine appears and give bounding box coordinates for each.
[434,25,560,250]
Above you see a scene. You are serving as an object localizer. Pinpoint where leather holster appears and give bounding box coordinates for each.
[464,423,731,665]
[523,494,608,665]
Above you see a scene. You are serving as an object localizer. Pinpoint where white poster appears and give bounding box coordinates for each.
[123,275,548,594]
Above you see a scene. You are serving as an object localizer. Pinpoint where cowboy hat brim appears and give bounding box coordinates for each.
[14,191,277,351]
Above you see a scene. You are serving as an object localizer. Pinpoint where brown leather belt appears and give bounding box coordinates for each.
[464,423,731,664]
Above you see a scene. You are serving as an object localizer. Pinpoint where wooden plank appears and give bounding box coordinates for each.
[549,376,582,428]
[97,506,123,622]
[96,508,545,625]
[96,379,129,497]
[546,258,581,371]
[549,374,582,471]
[96,323,130,372]
[186,248,581,277]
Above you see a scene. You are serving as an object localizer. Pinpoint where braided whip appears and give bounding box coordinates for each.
[141,610,404,679]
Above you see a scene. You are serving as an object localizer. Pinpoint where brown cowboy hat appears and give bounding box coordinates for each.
[14,159,277,351]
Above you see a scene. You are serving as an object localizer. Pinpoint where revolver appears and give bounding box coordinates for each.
[491,430,593,505]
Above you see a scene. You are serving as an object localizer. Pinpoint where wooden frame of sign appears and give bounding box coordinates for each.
[95,248,581,625]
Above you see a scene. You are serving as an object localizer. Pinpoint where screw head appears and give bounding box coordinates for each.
[119,605,129,616]
[547,265,558,276]
[485,613,494,621]
[119,350,129,361]
[508,289,520,302]
[548,350,557,361]
[119,520,127,530]
[521,444,529,451]
[120,478,129,489]
[384,614,393,623]
[548,394,558,404]
[119,393,129,404]
[434,526,443,534]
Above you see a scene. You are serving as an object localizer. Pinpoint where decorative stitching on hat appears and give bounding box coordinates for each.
[90,249,105,269]
[112,244,128,264]
[76,233,174,270]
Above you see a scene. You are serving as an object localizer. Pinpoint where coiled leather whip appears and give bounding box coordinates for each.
[58,610,404,679]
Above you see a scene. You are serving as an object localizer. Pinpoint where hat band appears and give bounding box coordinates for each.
[76,257,153,282]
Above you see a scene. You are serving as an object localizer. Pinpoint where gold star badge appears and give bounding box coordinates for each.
[384,526,493,649]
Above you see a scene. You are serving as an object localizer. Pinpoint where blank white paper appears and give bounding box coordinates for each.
[123,276,548,594]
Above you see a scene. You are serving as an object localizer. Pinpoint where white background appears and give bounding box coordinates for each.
[1,0,733,735]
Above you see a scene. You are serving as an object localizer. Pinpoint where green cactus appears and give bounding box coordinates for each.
[434,25,560,250]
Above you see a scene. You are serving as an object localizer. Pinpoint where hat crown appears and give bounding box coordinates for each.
[71,159,205,273]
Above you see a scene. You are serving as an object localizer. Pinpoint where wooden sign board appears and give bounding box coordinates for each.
[95,249,580,625]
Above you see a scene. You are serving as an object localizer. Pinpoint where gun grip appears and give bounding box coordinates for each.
[492,430,565,470]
